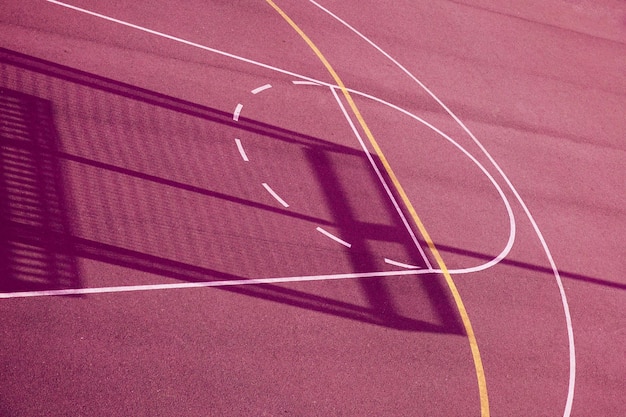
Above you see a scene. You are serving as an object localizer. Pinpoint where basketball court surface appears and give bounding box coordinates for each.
[1,1,625,416]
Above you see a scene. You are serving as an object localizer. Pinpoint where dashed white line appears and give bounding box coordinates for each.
[292,80,322,86]
[233,103,243,121]
[262,183,289,208]
[316,227,351,248]
[384,258,420,269]
[328,87,433,269]
[235,138,249,161]
[310,3,575,414]
[251,84,272,94]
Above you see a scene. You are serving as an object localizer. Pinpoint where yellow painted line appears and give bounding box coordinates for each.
[265,1,489,415]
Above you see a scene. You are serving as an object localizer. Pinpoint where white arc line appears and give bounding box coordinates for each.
[308,1,576,414]
[336,86,515,275]
[262,183,289,207]
[235,138,249,161]
[44,6,573,408]
[316,227,351,248]
[384,258,420,269]
[233,103,243,121]
[251,84,272,94]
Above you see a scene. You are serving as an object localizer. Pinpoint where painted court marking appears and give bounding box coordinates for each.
[38,1,522,278]
[40,1,518,279]
[39,3,575,414]
[328,86,432,269]
[262,183,289,208]
[384,258,419,269]
[307,1,576,415]
[0,269,429,299]
[264,0,489,415]
[292,80,321,86]
[233,103,243,121]
[236,81,436,271]
[251,84,272,94]
[235,138,249,161]
[316,226,352,248]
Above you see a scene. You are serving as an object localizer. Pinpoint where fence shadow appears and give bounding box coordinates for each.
[6,46,611,339]
[0,88,80,292]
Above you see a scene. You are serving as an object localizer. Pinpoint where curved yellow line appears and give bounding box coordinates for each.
[265,1,489,415]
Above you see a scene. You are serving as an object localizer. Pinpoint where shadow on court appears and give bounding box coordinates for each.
[0,88,81,292]
[2,48,615,336]
[1,47,463,334]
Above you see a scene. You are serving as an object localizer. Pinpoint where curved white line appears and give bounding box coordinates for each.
[307,0,576,414]
[262,183,289,207]
[235,138,249,161]
[316,226,352,248]
[329,84,516,275]
[44,3,574,411]
[233,103,243,121]
[251,84,272,94]
[45,0,515,275]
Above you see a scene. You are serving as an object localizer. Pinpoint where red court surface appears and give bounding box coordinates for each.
[1,1,625,416]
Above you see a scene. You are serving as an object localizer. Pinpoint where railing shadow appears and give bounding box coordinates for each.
[0,88,80,292]
[1,47,458,334]
[3,47,615,338]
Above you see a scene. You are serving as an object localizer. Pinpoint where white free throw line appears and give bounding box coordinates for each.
[316,227,351,248]
[262,183,289,208]
[235,138,249,161]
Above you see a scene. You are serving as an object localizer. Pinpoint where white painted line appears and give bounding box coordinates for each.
[45,5,571,408]
[233,103,243,121]
[331,86,516,275]
[235,138,249,161]
[262,183,289,208]
[316,227,351,248]
[384,258,420,269]
[311,3,575,414]
[0,269,432,299]
[45,0,331,87]
[328,87,432,268]
[292,80,321,86]
[251,84,272,94]
[44,0,516,271]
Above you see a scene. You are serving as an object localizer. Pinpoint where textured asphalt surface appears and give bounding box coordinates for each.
[1,1,625,416]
